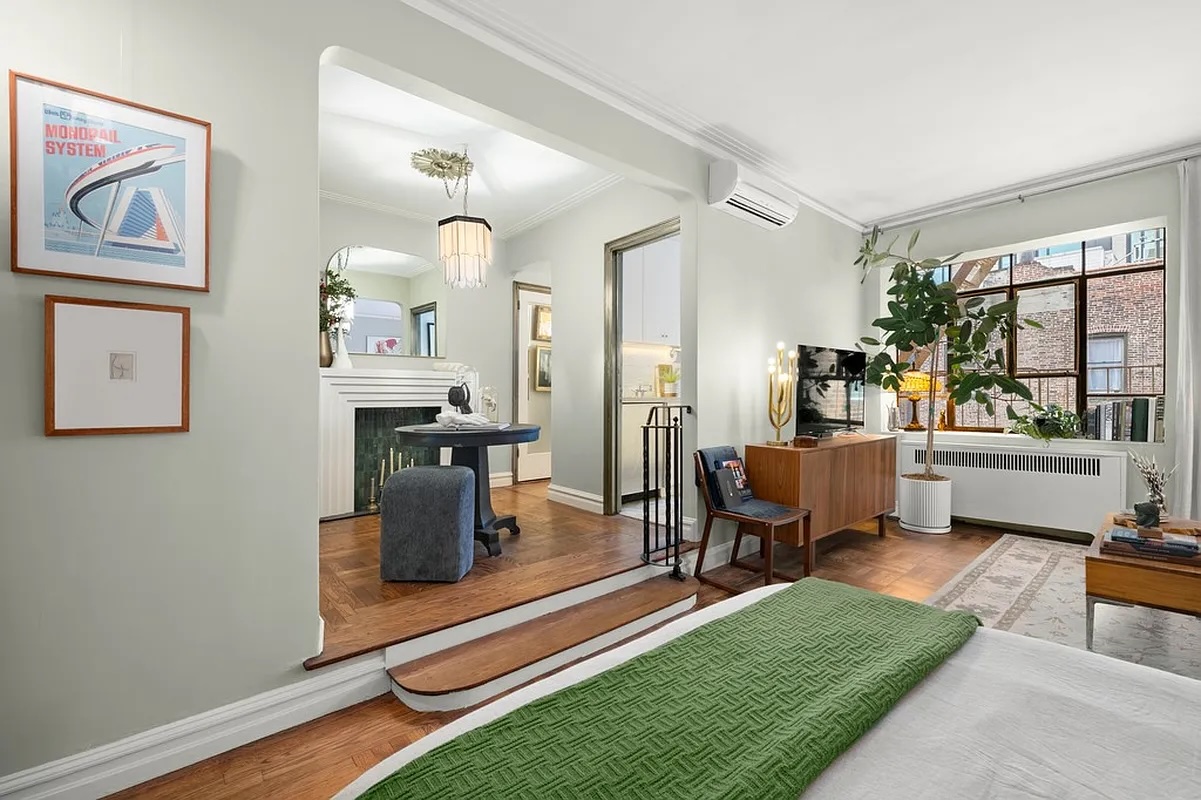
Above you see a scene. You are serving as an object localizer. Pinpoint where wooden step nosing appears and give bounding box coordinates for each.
[389,584,699,695]
[390,596,697,711]
[380,566,669,671]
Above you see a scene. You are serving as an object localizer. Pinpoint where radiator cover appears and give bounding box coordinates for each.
[901,443,1127,534]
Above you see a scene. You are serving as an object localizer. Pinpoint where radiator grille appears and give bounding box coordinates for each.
[911,447,1102,477]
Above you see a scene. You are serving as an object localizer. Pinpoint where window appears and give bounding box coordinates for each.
[411,303,437,358]
[930,226,1165,436]
[1087,335,1126,393]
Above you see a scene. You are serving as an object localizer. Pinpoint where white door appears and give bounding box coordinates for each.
[516,287,552,482]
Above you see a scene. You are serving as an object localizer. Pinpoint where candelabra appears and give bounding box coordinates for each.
[368,448,418,513]
[766,341,797,446]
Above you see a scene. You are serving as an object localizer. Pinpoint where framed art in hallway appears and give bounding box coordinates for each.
[366,335,403,355]
[531,303,552,342]
[44,295,190,436]
[533,345,552,392]
[9,71,211,291]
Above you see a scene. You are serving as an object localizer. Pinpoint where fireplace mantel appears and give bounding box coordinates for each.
[318,368,467,518]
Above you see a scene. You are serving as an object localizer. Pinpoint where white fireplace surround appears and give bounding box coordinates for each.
[319,368,471,518]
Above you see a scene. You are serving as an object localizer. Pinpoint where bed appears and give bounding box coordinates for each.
[336,580,1201,799]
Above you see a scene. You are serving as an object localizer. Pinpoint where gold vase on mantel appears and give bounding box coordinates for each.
[319,330,333,368]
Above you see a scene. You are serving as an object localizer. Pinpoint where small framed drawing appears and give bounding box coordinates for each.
[367,335,404,355]
[10,72,211,291]
[45,295,190,436]
[533,345,552,392]
[531,303,552,342]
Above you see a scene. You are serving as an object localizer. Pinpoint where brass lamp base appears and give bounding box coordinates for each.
[765,439,791,447]
[903,394,925,431]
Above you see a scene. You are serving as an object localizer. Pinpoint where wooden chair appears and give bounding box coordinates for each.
[693,447,812,594]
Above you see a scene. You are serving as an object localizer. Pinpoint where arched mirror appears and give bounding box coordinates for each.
[327,245,444,358]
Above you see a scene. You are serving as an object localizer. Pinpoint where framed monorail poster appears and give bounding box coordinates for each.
[9,72,211,291]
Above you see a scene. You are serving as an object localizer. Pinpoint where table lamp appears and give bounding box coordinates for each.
[898,371,940,431]
[767,342,798,446]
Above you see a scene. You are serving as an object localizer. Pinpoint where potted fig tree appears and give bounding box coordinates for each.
[856,227,1036,533]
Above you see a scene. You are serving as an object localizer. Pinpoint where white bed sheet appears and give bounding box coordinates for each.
[335,584,1201,799]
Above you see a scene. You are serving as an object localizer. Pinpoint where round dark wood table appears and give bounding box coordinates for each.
[393,423,541,556]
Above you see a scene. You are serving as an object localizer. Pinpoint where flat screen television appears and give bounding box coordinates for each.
[795,344,867,436]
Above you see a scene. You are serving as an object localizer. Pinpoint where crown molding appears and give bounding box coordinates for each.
[500,175,623,239]
[318,190,437,223]
[399,0,865,232]
[868,141,1201,232]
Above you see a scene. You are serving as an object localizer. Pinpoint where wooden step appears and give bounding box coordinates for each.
[388,575,698,708]
[305,550,653,670]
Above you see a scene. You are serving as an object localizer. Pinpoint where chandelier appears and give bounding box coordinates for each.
[411,146,492,289]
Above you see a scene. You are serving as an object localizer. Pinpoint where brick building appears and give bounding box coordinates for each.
[902,227,1165,434]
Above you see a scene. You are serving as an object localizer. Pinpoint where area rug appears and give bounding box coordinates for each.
[927,533,1201,680]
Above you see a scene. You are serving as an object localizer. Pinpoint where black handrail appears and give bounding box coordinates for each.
[640,403,693,579]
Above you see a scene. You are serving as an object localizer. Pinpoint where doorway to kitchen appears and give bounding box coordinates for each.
[602,218,681,516]
[514,282,553,482]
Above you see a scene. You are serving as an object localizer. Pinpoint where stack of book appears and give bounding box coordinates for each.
[1101,525,1200,565]
[1085,396,1165,442]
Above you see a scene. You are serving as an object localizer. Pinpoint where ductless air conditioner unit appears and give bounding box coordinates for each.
[707,160,800,230]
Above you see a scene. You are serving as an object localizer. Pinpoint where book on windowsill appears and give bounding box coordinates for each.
[1100,527,1200,565]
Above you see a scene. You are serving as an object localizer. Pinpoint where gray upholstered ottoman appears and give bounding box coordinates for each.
[379,466,475,582]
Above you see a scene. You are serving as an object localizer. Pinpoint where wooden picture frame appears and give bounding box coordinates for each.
[533,345,552,392]
[45,295,190,436]
[10,71,211,291]
[531,303,552,342]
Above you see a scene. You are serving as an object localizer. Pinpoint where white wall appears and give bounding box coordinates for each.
[506,181,865,513]
[344,269,413,310]
[871,165,1181,501]
[506,180,681,497]
[694,204,866,454]
[0,0,862,778]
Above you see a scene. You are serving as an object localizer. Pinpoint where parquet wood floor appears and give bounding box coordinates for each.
[110,495,1000,800]
[308,481,650,667]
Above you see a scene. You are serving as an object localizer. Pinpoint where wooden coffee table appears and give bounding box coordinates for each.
[1084,516,1201,650]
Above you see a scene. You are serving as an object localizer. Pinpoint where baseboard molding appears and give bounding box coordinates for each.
[546,483,605,514]
[489,471,514,489]
[0,655,388,800]
[686,534,759,575]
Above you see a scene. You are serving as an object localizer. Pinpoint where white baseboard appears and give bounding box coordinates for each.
[489,471,514,489]
[392,595,695,711]
[684,533,760,575]
[0,655,388,800]
[546,483,604,514]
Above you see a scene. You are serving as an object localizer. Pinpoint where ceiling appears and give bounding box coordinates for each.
[405,0,1201,227]
[333,246,434,278]
[319,64,617,237]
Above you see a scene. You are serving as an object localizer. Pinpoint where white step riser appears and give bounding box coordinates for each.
[391,596,696,712]
[383,563,664,668]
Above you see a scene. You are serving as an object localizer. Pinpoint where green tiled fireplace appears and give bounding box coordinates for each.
[353,406,440,513]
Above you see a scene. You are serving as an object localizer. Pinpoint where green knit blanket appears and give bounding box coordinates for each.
[359,578,979,800]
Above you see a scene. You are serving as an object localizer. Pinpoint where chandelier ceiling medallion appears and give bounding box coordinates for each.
[411,146,491,289]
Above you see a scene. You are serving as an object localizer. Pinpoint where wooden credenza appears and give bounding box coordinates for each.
[744,435,896,547]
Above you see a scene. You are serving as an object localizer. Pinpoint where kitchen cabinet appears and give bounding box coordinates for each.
[621,246,645,343]
[621,235,680,346]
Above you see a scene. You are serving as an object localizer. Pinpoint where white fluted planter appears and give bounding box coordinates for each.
[898,475,953,534]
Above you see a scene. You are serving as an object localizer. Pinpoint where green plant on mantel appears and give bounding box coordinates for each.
[1008,403,1081,444]
[855,227,1039,478]
[319,265,356,333]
